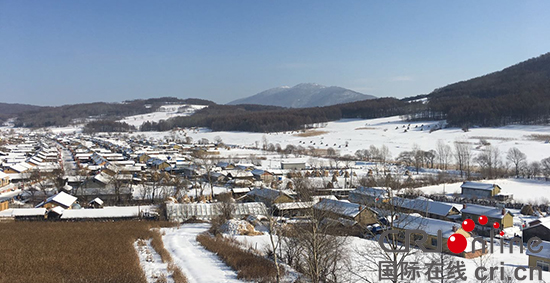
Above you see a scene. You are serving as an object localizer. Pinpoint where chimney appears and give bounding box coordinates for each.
[463,204,466,209]
[359,205,362,211]
[502,208,506,215]
[452,226,457,232]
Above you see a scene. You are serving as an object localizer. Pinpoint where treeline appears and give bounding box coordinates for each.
[83,120,136,133]
[13,97,214,128]
[406,52,550,127]
[141,98,412,132]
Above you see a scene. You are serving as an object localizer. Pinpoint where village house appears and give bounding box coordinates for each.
[313,198,378,227]
[393,214,484,258]
[523,218,550,243]
[349,187,391,205]
[461,204,514,233]
[251,169,274,184]
[36,191,78,210]
[241,187,293,207]
[460,181,502,199]
[527,240,550,272]
[273,201,314,218]
[0,197,10,211]
[0,171,10,188]
[393,197,461,221]
[281,162,306,170]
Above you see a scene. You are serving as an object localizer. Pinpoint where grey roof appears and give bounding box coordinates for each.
[247,187,290,201]
[313,199,363,218]
[351,187,389,198]
[394,197,456,217]
[393,213,463,238]
[460,182,496,191]
[526,240,550,259]
[461,204,512,219]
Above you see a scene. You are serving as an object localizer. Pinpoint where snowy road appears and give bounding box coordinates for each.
[162,224,242,283]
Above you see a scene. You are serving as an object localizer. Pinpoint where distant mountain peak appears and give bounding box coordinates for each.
[228,83,375,108]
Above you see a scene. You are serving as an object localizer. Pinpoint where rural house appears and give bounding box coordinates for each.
[527,240,550,272]
[36,192,78,210]
[461,204,514,233]
[313,198,378,226]
[523,218,550,243]
[242,187,293,207]
[460,182,502,199]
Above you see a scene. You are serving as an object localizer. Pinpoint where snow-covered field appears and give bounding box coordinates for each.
[162,224,241,283]
[120,104,207,128]
[418,178,550,204]
[144,116,550,163]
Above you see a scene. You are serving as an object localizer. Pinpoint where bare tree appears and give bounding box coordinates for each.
[436,139,452,170]
[292,207,349,283]
[541,157,550,180]
[506,147,527,177]
[379,145,391,165]
[454,139,473,178]
[475,145,502,179]
[292,175,313,201]
[266,212,283,283]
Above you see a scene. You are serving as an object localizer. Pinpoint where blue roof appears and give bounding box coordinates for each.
[460,182,496,191]
[461,204,512,219]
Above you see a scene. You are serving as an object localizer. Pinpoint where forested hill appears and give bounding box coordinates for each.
[422,52,550,127]
[10,97,214,128]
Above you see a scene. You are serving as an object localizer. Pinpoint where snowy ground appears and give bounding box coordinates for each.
[136,116,550,163]
[418,178,550,204]
[162,224,242,283]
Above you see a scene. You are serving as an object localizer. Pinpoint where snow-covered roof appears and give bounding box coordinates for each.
[394,213,463,238]
[90,197,104,206]
[0,171,8,179]
[50,206,65,215]
[60,206,149,219]
[166,202,268,222]
[11,208,47,217]
[313,198,364,218]
[274,201,314,211]
[37,192,77,208]
[461,204,511,219]
[394,197,456,217]
[460,182,497,191]
[526,240,550,259]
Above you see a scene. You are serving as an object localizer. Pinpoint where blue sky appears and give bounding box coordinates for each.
[1,1,550,106]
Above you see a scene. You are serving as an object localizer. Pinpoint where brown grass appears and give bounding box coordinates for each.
[196,233,281,282]
[354,127,376,130]
[150,229,188,283]
[470,136,516,141]
[0,221,178,283]
[293,130,328,137]
[527,134,550,141]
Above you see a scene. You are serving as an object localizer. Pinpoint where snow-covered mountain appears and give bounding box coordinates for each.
[228,83,375,108]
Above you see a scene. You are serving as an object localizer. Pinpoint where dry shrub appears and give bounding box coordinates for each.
[168,263,188,283]
[151,229,172,263]
[155,274,167,283]
[0,221,174,283]
[196,233,281,282]
[293,130,328,137]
